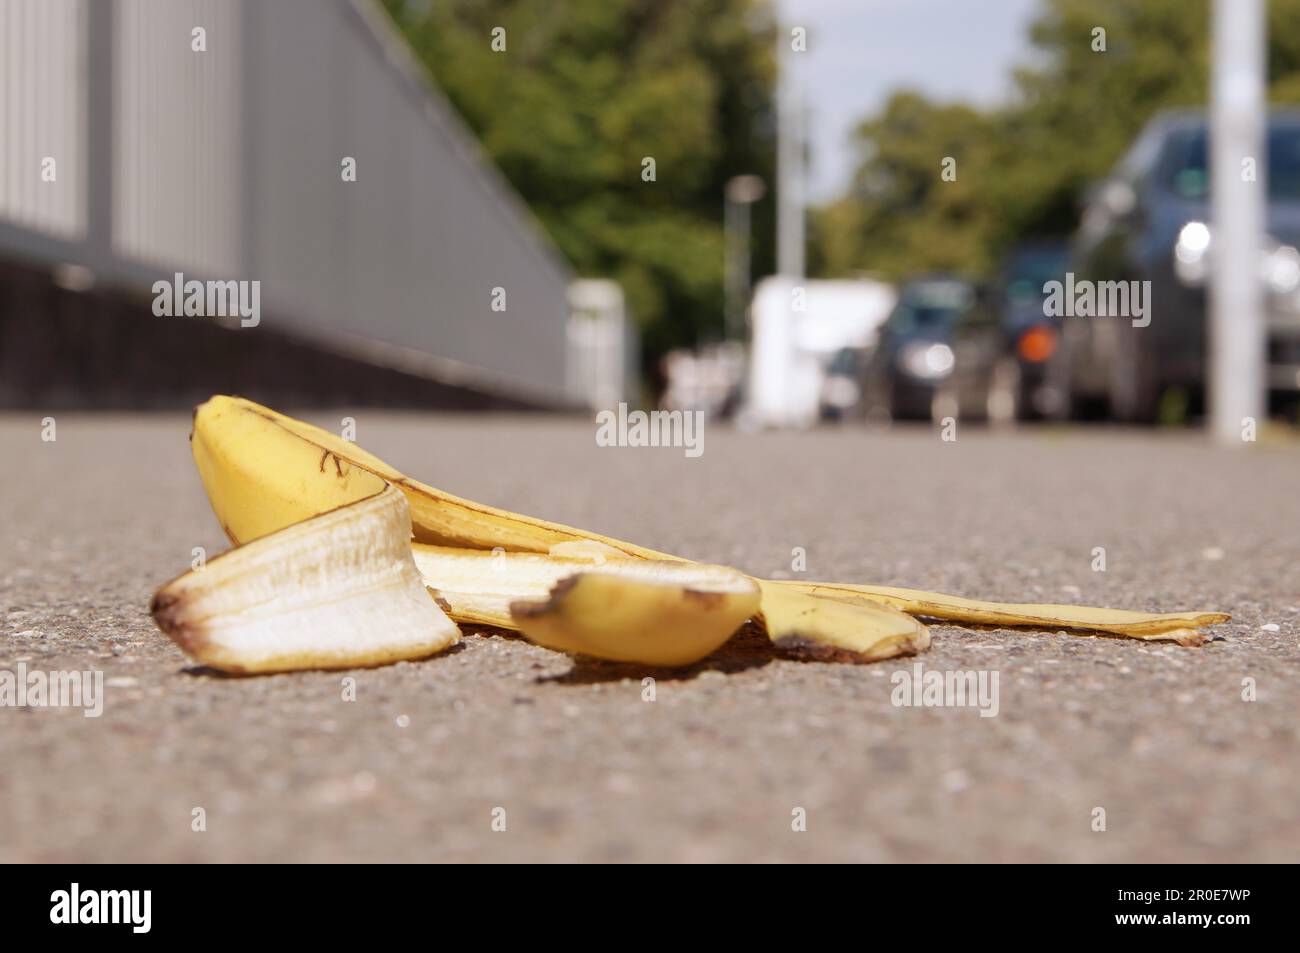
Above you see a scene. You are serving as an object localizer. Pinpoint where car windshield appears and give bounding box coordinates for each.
[827,348,858,374]
[891,281,971,331]
[1161,124,1300,200]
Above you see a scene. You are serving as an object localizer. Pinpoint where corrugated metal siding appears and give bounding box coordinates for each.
[0,0,574,401]
[0,0,85,238]
[113,0,240,274]
[245,0,572,395]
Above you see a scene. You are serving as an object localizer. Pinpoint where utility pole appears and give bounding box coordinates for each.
[1210,0,1266,444]
[724,175,765,341]
[776,27,805,280]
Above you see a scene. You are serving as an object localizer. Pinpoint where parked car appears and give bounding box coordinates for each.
[819,346,871,420]
[1062,109,1300,422]
[942,242,1071,422]
[863,276,974,421]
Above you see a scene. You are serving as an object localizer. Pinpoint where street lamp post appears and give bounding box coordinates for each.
[776,27,805,281]
[724,174,766,341]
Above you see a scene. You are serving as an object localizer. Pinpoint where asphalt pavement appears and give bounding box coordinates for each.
[1,411,1297,862]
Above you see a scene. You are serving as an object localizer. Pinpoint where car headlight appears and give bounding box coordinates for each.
[1262,243,1300,295]
[899,342,955,379]
[1175,222,1300,297]
[823,376,860,408]
[1174,220,1212,286]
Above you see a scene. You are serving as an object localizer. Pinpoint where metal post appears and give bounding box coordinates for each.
[725,174,764,341]
[725,190,741,339]
[776,28,804,280]
[1210,0,1266,444]
[735,198,751,333]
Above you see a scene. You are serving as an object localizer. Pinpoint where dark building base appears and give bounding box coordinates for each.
[0,259,557,412]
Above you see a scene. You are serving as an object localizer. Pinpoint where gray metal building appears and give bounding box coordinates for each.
[0,0,578,406]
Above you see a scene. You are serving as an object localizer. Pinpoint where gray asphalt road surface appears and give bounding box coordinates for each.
[1,412,1297,862]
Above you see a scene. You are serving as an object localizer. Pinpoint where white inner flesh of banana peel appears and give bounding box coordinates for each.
[151,485,459,674]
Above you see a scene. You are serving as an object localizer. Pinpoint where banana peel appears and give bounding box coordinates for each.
[219,396,666,558]
[151,485,460,673]
[191,395,390,545]
[413,544,930,663]
[412,544,760,666]
[777,581,1227,646]
[757,581,931,661]
[511,567,759,666]
[163,395,1232,670]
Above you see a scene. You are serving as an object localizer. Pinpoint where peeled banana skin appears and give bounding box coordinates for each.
[511,568,760,666]
[176,398,766,667]
[412,545,934,663]
[191,395,391,545]
[177,396,1232,668]
[777,582,1229,646]
[151,486,460,674]
[240,397,666,558]
[410,544,609,628]
[191,398,751,666]
[756,581,932,661]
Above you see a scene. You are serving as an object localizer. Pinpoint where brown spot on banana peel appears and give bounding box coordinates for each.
[682,588,726,609]
[149,589,209,659]
[516,574,741,616]
[508,599,546,619]
[427,590,455,616]
[509,574,580,618]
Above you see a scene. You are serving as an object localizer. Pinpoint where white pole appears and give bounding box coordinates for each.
[763,21,806,428]
[1210,0,1266,444]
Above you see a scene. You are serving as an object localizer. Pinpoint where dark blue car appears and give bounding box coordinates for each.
[1062,109,1300,422]
[863,276,972,421]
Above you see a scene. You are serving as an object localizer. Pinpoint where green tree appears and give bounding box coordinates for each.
[810,94,1003,279]
[382,0,776,372]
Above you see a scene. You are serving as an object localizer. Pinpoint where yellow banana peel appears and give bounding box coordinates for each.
[156,395,1231,671]
[775,581,1228,645]
[151,485,459,673]
[234,397,666,558]
[511,566,759,666]
[756,581,932,661]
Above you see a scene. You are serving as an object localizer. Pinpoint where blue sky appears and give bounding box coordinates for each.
[780,0,1043,201]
